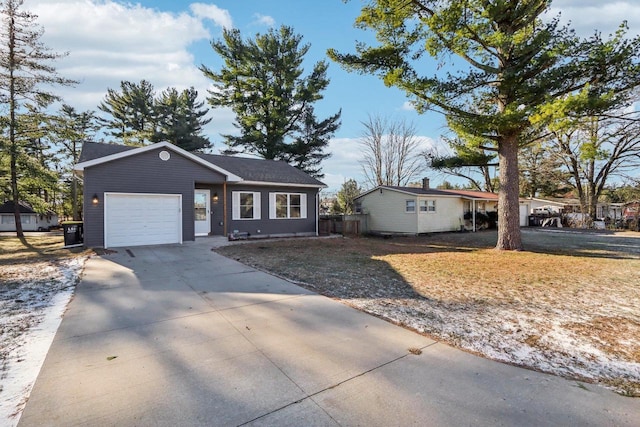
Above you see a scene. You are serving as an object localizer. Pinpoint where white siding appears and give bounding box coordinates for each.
[519,202,531,226]
[417,197,464,233]
[0,214,38,231]
[359,189,418,233]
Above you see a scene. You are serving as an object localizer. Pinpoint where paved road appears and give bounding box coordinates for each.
[19,239,639,426]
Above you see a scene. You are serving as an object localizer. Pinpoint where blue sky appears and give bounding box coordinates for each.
[26,0,640,192]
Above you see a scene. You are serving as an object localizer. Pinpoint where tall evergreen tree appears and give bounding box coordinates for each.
[336,179,362,214]
[153,87,212,152]
[98,80,156,146]
[428,137,498,192]
[200,25,340,175]
[329,0,640,250]
[284,106,340,178]
[50,104,98,220]
[0,0,75,237]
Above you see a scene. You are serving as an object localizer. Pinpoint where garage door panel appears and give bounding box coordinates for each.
[105,193,182,248]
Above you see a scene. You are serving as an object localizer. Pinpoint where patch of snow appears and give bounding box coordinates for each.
[344,294,640,395]
[0,257,86,426]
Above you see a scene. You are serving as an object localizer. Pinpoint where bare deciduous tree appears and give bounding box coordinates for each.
[550,111,640,220]
[359,115,424,188]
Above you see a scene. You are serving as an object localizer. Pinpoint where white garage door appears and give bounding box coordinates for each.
[105,193,182,248]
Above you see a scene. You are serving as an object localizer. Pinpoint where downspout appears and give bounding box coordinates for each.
[223,181,227,236]
[315,190,319,236]
[473,199,476,232]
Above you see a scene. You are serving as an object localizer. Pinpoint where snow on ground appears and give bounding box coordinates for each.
[0,257,86,426]
[350,295,640,396]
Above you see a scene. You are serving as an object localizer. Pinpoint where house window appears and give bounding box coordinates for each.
[420,200,436,213]
[1,215,15,224]
[22,215,32,224]
[405,200,416,213]
[232,191,261,220]
[269,193,307,219]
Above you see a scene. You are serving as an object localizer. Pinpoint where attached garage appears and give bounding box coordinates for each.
[104,193,182,248]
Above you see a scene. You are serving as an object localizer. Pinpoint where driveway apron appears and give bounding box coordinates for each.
[19,240,640,426]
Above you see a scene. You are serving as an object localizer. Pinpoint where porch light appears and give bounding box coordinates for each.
[212,192,219,203]
[92,194,99,205]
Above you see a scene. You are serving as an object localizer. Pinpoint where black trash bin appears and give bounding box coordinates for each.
[62,221,84,247]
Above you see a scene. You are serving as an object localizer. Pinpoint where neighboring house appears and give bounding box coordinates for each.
[74,141,326,248]
[622,200,639,229]
[519,197,625,226]
[0,201,59,232]
[354,179,498,234]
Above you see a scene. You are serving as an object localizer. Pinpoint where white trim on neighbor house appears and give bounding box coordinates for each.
[232,191,261,220]
[356,186,464,200]
[73,141,243,182]
[405,199,416,213]
[419,199,437,213]
[103,192,183,248]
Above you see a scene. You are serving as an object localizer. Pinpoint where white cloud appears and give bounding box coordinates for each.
[252,13,276,27]
[19,0,238,146]
[190,3,233,29]
[546,1,640,38]
[401,101,415,111]
[26,0,213,109]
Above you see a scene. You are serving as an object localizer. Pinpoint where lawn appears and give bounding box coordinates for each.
[216,229,640,396]
[0,234,90,424]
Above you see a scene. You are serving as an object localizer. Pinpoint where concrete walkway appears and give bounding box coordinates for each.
[19,239,639,426]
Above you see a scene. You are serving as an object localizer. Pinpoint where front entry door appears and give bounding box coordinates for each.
[194,190,210,236]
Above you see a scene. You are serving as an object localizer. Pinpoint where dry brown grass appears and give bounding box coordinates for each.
[216,229,640,395]
[0,234,92,266]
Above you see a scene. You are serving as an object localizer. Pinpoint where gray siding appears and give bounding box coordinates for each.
[83,147,225,247]
[226,187,319,237]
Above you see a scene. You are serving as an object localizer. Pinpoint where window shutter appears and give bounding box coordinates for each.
[232,192,240,220]
[269,193,276,219]
[300,193,307,219]
[253,192,261,220]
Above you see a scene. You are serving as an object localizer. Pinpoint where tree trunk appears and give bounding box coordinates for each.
[11,156,24,238]
[496,135,522,250]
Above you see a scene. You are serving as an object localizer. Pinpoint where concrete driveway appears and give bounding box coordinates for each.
[19,239,639,426]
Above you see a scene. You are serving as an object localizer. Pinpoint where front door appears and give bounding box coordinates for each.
[194,189,210,236]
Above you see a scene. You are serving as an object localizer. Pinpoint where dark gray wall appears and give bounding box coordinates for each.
[83,147,225,247]
[226,186,319,237]
[83,147,321,247]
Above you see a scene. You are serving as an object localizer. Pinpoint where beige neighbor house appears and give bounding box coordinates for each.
[354,179,498,235]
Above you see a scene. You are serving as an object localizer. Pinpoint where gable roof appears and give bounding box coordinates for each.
[0,200,37,214]
[75,141,242,181]
[440,189,499,201]
[356,185,498,201]
[75,142,326,188]
[194,153,325,187]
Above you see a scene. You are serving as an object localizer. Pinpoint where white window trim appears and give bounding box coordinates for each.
[419,199,436,214]
[405,199,416,214]
[232,191,261,220]
[269,192,307,219]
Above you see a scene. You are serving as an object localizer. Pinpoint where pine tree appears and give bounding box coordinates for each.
[153,87,212,152]
[201,25,340,175]
[98,80,156,146]
[329,0,640,250]
[0,0,75,237]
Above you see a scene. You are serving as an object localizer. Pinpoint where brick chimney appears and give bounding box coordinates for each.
[422,177,430,190]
